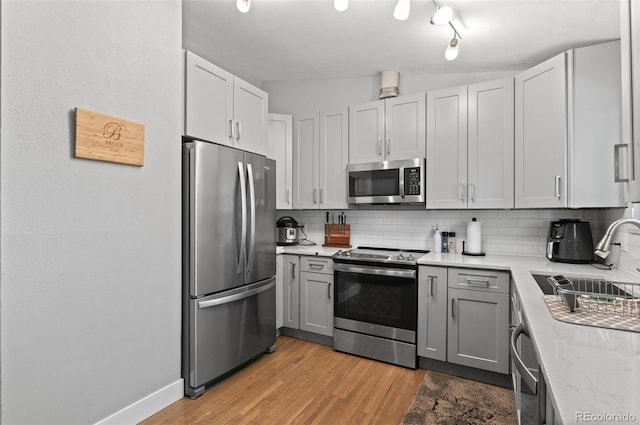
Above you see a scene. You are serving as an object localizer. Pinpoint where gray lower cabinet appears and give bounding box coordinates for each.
[299,256,333,337]
[417,266,448,361]
[447,268,510,374]
[282,254,300,329]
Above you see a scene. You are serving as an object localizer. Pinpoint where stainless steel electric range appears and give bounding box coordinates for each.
[332,246,429,369]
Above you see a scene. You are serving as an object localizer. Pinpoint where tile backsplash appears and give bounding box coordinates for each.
[278,208,619,257]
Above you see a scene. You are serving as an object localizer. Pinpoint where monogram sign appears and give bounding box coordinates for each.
[75,108,145,166]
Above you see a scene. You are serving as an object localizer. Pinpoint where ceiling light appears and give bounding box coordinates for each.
[236,0,250,13]
[445,37,459,60]
[393,0,411,21]
[334,0,349,12]
[430,5,453,25]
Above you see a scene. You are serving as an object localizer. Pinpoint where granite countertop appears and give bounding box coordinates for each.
[418,253,640,425]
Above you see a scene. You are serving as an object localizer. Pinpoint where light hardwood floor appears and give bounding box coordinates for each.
[141,336,425,425]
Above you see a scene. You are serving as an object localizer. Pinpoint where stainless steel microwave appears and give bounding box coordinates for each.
[347,158,425,205]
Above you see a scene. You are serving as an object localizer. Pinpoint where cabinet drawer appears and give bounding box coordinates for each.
[300,256,334,274]
[447,268,509,294]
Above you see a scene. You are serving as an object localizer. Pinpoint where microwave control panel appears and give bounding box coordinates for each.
[405,167,421,195]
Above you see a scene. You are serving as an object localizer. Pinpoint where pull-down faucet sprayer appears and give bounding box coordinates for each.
[594,218,640,259]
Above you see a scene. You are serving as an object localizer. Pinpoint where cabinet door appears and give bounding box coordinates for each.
[268,114,293,210]
[569,41,624,208]
[349,100,385,163]
[233,76,268,156]
[417,266,447,361]
[468,79,515,209]
[282,255,300,329]
[293,112,320,209]
[515,52,567,208]
[184,51,233,145]
[276,254,283,329]
[319,107,349,209]
[426,85,468,209]
[299,272,333,337]
[621,0,640,201]
[447,288,510,374]
[385,94,426,161]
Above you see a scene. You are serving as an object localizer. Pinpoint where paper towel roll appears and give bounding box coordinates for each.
[466,217,482,254]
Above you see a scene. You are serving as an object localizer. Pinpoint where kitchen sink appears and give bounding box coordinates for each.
[530,274,633,297]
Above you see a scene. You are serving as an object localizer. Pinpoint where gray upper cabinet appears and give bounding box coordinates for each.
[515,41,624,208]
[293,108,348,209]
[515,52,567,208]
[427,80,515,209]
[267,113,293,210]
[349,94,425,164]
[184,51,268,156]
[621,0,640,201]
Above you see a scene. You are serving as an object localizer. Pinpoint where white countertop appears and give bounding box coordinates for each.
[276,247,640,423]
[418,253,640,425]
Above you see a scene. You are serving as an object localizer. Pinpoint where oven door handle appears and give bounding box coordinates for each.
[333,263,416,279]
[510,322,538,395]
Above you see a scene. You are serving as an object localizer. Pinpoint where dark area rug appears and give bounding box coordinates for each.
[401,370,516,425]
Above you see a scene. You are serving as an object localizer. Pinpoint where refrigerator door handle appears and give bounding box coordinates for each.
[237,162,247,274]
[246,163,256,274]
[197,278,276,309]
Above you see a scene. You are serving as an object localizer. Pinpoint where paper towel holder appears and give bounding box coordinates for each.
[462,217,486,256]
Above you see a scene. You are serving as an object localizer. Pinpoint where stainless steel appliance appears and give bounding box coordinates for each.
[276,216,301,246]
[332,247,429,368]
[546,219,593,263]
[347,158,425,205]
[182,139,276,399]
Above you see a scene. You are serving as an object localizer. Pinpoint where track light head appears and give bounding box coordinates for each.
[430,5,453,25]
[393,0,411,21]
[237,0,250,13]
[445,37,459,60]
[334,0,349,12]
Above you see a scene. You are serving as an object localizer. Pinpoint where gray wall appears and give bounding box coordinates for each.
[263,70,518,115]
[0,1,182,424]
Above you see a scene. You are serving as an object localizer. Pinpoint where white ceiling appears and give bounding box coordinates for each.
[182,0,621,84]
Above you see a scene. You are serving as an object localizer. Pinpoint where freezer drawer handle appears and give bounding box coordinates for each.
[510,322,538,394]
[197,279,275,309]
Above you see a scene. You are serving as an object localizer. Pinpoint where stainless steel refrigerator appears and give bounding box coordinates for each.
[182,139,276,399]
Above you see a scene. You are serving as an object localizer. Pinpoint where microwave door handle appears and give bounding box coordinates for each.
[399,168,405,197]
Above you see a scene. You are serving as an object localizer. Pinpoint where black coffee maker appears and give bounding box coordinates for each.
[546,219,593,263]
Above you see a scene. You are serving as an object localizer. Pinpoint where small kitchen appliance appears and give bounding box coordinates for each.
[347,158,425,205]
[276,216,301,246]
[546,219,593,263]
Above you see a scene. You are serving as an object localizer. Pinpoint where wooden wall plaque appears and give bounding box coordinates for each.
[75,108,145,166]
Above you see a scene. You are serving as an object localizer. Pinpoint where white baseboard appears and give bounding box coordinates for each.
[95,379,184,425]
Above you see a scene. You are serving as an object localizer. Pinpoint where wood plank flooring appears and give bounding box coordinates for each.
[141,336,425,425]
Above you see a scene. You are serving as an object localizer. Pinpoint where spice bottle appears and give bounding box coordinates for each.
[448,232,456,254]
[441,231,449,253]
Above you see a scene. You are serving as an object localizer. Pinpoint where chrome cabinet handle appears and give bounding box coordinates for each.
[614,144,629,182]
[459,183,465,202]
[229,119,234,139]
[313,188,318,204]
[236,121,241,141]
[286,189,290,204]
[290,262,296,279]
[451,298,456,318]
[555,176,561,198]
[386,138,391,155]
[309,263,324,270]
[378,139,383,156]
[428,276,436,296]
[320,188,324,204]
[469,183,476,202]
[466,277,490,287]
[327,282,332,299]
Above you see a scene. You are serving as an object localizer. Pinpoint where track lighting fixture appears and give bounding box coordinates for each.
[430,5,453,25]
[445,36,459,60]
[334,0,349,12]
[393,0,411,21]
[236,0,250,13]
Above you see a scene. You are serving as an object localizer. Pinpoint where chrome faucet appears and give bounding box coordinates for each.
[594,218,640,259]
